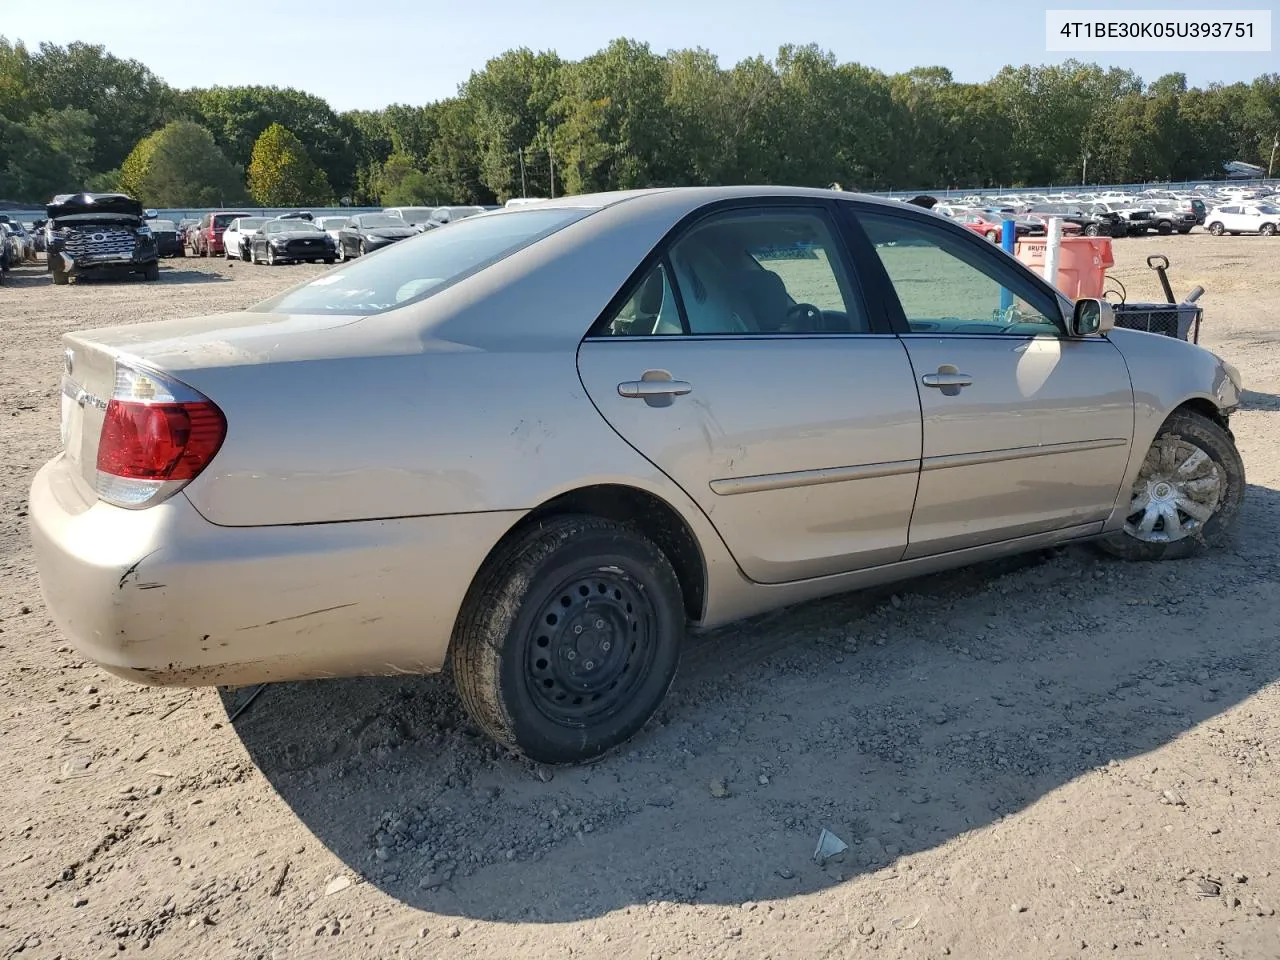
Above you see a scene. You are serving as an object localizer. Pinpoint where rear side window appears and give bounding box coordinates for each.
[253,207,588,316]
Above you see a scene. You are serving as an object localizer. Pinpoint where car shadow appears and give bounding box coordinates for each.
[1241,388,1280,411]
[0,264,53,288]
[225,481,1280,923]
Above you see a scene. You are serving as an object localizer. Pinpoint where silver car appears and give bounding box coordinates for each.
[29,186,1245,764]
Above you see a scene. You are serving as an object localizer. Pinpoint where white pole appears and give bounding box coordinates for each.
[1044,217,1063,290]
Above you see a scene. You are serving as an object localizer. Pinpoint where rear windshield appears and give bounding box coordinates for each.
[253,207,587,316]
[213,214,246,229]
[355,214,405,228]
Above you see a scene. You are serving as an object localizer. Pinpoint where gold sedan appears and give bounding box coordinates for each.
[30,187,1245,764]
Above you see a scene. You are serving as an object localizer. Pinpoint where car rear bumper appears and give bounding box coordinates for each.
[29,455,524,687]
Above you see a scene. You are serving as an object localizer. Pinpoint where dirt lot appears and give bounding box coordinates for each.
[1,236,1278,960]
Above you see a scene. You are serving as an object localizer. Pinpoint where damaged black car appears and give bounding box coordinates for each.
[45,193,160,285]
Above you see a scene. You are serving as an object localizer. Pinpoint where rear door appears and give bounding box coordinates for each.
[844,203,1134,558]
[577,201,923,584]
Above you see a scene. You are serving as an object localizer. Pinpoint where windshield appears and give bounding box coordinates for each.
[238,218,268,231]
[253,207,587,316]
[356,214,406,229]
[316,218,348,230]
[1257,205,1280,215]
[151,220,177,231]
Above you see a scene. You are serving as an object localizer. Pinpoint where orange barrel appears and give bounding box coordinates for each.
[1015,235,1114,300]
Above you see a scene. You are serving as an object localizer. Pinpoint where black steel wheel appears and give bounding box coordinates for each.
[451,515,684,764]
[524,568,659,727]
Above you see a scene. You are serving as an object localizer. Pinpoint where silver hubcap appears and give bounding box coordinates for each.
[1123,437,1224,543]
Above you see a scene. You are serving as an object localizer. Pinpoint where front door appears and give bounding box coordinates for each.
[577,204,923,584]
[848,205,1135,558]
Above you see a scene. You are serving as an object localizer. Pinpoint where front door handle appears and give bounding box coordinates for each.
[617,380,693,399]
[920,372,974,388]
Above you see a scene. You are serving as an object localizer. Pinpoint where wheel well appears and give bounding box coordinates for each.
[503,485,707,622]
[1174,397,1229,432]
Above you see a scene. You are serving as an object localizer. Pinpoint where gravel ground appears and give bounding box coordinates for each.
[1,235,1278,960]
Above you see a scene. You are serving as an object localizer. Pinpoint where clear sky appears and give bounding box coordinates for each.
[4,0,1275,111]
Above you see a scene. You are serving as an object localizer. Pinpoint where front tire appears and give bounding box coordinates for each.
[1084,223,1101,237]
[451,516,684,764]
[142,261,160,281]
[266,246,277,266]
[1261,223,1277,237]
[1098,410,1244,562]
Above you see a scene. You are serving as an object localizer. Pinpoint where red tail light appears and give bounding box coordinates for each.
[93,362,226,509]
[97,400,225,481]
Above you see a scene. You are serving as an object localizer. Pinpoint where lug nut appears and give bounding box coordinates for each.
[574,625,583,634]
[601,641,611,652]
[594,619,605,629]
[566,651,576,661]
[584,660,594,670]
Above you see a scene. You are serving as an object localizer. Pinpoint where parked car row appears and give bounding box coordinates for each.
[213,206,490,268]
[915,183,1279,239]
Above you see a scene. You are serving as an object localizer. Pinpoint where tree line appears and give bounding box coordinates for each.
[1,37,1277,208]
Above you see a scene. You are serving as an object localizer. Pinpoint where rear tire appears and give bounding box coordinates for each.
[1098,410,1244,562]
[1208,222,1225,236]
[984,229,998,242]
[1084,223,1100,237]
[450,515,685,764]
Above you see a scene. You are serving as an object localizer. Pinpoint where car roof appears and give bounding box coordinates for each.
[525,185,905,217]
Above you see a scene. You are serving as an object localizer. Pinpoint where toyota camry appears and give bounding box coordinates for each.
[30,186,1245,764]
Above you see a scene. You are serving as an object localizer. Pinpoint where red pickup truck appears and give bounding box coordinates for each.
[190,211,252,257]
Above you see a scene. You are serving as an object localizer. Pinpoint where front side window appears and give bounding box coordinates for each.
[857,210,1062,337]
[253,207,588,316]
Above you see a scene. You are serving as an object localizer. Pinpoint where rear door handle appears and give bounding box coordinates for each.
[617,380,693,399]
[921,372,973,388]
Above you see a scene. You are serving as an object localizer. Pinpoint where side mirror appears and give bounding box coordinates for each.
[144,209,158,219]
[1069,297,1115,337]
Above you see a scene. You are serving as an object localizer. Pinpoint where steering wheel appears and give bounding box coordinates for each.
[782,302,824,331]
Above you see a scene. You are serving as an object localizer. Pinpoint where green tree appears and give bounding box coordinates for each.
[247,122,332,206]
[22,107,96,184]
[130,121,248,206]
[190,86,355,196]
[118,130,160,199]
[378,152,448,204]
[0,114,78,201]
[26,41,177,172]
